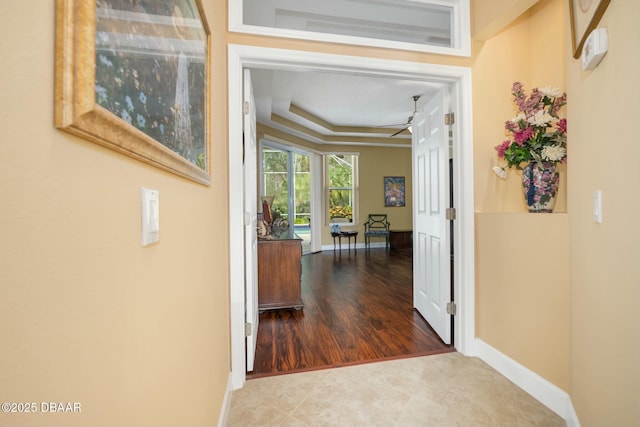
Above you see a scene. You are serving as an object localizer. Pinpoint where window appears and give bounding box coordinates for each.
[231,0,471,57]
[262,148,289,221]
[326,153,358,225]
[262,146,311,227]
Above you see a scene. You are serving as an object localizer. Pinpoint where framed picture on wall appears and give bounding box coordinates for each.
[384,176,405,207]
[569,0,611,59]
[55,0,211,185]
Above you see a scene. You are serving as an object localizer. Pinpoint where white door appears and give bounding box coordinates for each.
[243,69,259,370]
[412,88,452,344]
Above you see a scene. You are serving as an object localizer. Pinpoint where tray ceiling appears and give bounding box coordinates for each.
[251,69,445,146]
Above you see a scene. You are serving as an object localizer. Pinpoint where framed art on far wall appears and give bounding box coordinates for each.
[569,0,611,59]
[384,176,405,207]
[55,0,211,185]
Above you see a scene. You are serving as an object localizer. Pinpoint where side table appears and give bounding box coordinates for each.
[331,231,358,252]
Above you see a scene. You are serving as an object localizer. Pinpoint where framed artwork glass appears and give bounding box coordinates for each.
[384,176,405,207]
[55,0,211,185]
[569,0,611,59]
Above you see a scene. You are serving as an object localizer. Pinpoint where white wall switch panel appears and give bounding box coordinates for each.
[593,190,602,223]
[141,188,160,246]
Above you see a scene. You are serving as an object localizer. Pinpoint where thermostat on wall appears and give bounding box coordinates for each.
[582,28,608,71]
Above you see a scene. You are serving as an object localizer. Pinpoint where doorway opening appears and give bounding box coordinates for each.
[228,45,475,389]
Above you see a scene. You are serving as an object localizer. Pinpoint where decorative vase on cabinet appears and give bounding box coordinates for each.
[522,161,559,213]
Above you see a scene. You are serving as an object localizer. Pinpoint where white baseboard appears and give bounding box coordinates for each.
[217,373,233,427]
[320,241,386,252]
[565,396,582,427]
[472,339,580,425]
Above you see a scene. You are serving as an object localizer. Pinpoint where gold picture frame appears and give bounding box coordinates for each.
[55,0,211,185]
[569,0,611,59]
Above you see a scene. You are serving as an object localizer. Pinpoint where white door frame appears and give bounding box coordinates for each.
[228,44,475,390]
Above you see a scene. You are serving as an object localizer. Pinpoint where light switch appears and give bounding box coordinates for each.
[141,188,160,246]
[593,190,602,224]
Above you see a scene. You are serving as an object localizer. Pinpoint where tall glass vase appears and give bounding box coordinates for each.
[522,161,559,213]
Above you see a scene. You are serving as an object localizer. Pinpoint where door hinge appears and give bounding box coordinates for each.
[244,322,252,337]
[446,301,457,316]
[444,112,455,126]
[446,207,456,220]
[243,101,250,114]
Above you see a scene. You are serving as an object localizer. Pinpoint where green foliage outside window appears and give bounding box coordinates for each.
[328,154,355,222]
[262,149,311,223]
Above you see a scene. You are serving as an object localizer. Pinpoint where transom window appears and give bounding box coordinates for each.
[230,0,470,57]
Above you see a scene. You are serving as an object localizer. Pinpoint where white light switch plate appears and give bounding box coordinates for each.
[141,188,160,246]
[593,190,602,223]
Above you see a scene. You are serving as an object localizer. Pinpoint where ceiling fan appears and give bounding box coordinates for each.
[378,95,421,137]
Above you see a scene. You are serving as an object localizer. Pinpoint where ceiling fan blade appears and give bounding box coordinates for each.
[389,127,408,137]
[377,95,420,133]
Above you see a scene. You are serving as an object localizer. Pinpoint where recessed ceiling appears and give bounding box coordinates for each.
[250,69,445,146]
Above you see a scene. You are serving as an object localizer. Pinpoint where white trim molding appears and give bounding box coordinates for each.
[228,44,475,389]
[473,338,580,426]
[217,373,234,427]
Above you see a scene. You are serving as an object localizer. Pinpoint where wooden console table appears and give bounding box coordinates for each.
[257,230,303,312]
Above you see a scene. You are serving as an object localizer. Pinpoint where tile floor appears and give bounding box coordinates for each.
[226,352,566,427]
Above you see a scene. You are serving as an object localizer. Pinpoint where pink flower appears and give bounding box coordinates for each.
[513,127,534,145]
[550,94,567,115]
[523,91,543,116]
[557,118,567,134]
[495,140,511,159]
[504,120,518,133]
[498,82,567,170]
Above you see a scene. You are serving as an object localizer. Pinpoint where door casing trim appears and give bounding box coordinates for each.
[228,44,475,389]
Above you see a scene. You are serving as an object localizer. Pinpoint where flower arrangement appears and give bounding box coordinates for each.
[493,82,567,178]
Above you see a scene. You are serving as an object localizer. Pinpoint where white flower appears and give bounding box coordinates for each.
[492,166,507,179]
[539,86,562,97]
[528,110,553,126]
[510,113,526,123]
[541,145,566,162]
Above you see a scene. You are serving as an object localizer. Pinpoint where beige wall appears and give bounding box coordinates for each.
[0,1,230,426]
[472,0,570,391]
[357,146,413,231]
[476,213,570,390]
[2,0,638,425]
[567,0,640,425]
[473,0,566,213]
[472,0,539,40]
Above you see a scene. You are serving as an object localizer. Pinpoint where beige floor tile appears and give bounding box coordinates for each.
[226,353,566,427]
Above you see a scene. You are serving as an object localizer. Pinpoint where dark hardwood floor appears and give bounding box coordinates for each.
[249,247,453,378]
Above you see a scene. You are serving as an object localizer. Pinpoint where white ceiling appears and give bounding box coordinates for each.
[250,68,445,145]
[241,0,463,145]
